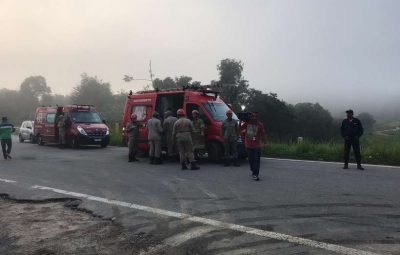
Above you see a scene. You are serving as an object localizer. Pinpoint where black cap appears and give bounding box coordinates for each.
[346,109,354,114]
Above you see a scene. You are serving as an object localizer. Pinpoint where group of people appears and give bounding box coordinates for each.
[1,109,366,178]
[126,109,207,171]
[126,108,266,180]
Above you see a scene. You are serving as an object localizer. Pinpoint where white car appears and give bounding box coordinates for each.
[19,121,35,143]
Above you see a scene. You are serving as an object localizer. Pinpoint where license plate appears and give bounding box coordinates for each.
[94,139,101,142]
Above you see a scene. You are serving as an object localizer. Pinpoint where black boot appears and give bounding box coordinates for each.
[181,163,188,170]
[357,164,364,170]
[128,155,133,162]
[154,157,162,165]
[224,159,230,167]
[132,154,139,162]
[190,162,200,170]
[343,163,348,169]
[150,156,155,164]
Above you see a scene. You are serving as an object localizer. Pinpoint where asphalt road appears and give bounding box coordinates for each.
[1,137,400,255]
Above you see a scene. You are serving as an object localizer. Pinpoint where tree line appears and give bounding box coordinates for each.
[0,59,375,142]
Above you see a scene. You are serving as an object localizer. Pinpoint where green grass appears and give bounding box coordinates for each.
[264,134,400,166]
[107,122,400,166]
[109,123,124,146]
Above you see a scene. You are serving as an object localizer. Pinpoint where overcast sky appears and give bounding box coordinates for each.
[1,0,399,114]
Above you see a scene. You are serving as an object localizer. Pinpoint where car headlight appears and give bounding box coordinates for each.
[106,128,110,135]
[77,126,87,136]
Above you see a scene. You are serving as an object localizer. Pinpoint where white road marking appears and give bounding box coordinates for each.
[263,157,400,169]
[0,178,17,183]
[31,184,380,255]
[142,226,215,255]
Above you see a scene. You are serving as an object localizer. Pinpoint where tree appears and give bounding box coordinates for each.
[357,112,376,131]
[245,89,297,141]
[152,77,178,90]
[162,77,177,89]
[71,73,114,121]
[175,76,192,87]
[217,59,249,111]
[20,76,51,98]
[293,103,334,141]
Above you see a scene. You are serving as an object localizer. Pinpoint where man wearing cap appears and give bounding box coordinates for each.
[173,109,200,170]
[0,117,16,160]
[341,109,364,170]
[242,112,265,181]
[127,113,140,162]
[163,110,178,161]
[221,109,240,167]
[146,111,163,164]
[56,113,66,148]
[191,110,205,160]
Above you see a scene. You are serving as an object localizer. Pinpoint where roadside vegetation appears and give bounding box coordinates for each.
[1,58,399,166]
[265,133,400,166]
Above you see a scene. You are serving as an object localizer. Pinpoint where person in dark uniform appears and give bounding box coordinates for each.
[341,109,364,170]
[127,113,140,162]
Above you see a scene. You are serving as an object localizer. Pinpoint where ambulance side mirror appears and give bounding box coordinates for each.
[102,119,107,124]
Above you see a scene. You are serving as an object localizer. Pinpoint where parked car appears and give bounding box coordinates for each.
[19,121,35,143]
[34,105,110,148]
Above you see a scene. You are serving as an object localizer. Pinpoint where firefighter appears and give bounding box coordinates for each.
[221,109,240,167]
[172,109,200,170]
[242,112,265,181]
[146,111,163,164]
[163,110,178,161]
[0,117,15,160]
[56,113,66,147]
[127,113,140,162]
[191,110,205,160]
[341,109,364,170]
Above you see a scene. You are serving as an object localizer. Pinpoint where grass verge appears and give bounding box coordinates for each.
[264,134,400,166]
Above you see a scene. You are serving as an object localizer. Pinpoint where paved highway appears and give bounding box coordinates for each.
[0,138,399,254]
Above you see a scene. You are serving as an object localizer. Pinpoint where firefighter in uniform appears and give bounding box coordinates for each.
[127,113,140,162]
[163,110,178,160]
[341,109,364,170]
[221,109,240,167]
[173,109,200,170]
[191,110,205,160]
[146,111,163,164]
[56,113,66,147]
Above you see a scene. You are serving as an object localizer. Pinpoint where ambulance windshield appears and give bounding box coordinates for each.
[71,112,102,124]
[203,102,238,122]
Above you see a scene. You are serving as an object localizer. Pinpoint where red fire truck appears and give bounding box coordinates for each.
[121,86,245,162]
[34,105,110,148]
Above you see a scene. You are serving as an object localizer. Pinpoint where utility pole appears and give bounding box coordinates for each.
[149,60,154,83]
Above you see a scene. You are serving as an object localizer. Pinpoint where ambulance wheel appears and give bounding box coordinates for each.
[19,134,24,143]
[30,134,36,144]
[37,135,44,145]
[71,136,80,149]
[208,142,223,163]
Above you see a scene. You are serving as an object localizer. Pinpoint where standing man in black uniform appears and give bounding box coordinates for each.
[341,109,364,170]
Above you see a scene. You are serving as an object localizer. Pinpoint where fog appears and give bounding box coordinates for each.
[1,0,399,119]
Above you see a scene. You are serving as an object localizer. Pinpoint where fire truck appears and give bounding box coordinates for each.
[121,86,245,162]
[34,105,110,148]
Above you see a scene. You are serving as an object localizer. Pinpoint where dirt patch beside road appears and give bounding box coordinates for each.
[0,195,159,255]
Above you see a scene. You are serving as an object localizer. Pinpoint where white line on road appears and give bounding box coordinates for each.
[0,178,17,183]
[263,157,400,169]
[32,184,380,255]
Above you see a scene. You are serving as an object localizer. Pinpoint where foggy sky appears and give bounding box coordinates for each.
[1,0,399,115]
